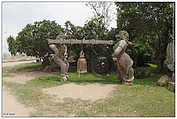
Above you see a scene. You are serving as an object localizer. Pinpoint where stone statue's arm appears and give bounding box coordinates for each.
[127,41,133,46]
[112,46,123,58]
[63,45,68,62]
[112,40,126,58]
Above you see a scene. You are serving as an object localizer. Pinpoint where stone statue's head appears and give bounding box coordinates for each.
[115,30,129,41]
[49,44,58,53]
[56,32,65,39]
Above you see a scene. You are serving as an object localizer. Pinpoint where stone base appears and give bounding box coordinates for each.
[167,82,175,92]
[122,80,133,86]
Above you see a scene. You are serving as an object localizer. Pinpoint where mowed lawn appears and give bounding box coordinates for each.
[3,63,175,117]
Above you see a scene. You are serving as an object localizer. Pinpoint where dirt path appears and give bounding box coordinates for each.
[2,87,32,117]
[2,61,42,117]
[4,70,52,84]
[3,60,35,67]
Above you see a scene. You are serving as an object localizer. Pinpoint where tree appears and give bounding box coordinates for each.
[86,1,114,28]
[64,21,83,59]
[115,2,174,71]
[15,20,64,65]
[7,36,17,56]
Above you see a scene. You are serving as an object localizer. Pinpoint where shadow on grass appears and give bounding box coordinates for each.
[67,72,162,87]
[133,74,162,86]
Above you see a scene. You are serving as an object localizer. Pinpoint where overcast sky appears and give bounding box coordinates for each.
[2,2,117,55]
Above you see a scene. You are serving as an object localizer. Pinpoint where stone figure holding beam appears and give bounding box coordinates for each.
[112,30,134,85]
[49,34,69,82]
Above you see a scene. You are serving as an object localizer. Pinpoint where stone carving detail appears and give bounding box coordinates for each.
[112,30,134,85]
[49,34,69,82]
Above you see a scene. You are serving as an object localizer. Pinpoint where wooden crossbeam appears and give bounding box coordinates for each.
[47,39,115,45]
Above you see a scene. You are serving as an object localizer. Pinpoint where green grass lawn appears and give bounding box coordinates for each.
[3,63,175,117]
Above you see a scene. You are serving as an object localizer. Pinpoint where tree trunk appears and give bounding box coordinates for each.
[154,32,169,73]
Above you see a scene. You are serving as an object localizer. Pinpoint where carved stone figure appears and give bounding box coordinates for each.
[112,30,134,85]
[49,35,69,82]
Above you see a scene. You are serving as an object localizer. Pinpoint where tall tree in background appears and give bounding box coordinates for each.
[116,2,174,71]
[86,1,114,28]
[15,20,64,65]
[7,36,17,56]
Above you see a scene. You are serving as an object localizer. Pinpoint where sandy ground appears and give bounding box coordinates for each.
[2,87,32,117]
[3,60,52,84]
[3,55,36,63]
[43,83,116,101]
[4,70,52,84]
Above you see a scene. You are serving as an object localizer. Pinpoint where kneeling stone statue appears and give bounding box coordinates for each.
[112,30,134,85]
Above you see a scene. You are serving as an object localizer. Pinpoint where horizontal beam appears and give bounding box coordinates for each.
[47,39,115,45]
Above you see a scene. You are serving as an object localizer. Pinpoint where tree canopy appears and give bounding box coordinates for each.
[7,36,17,56]
[14,20,64,63]
[115,2,174,70]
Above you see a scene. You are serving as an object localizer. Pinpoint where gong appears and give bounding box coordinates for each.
[91,56,111,76]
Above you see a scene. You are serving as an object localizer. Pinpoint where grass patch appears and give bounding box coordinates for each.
[15,63,42,71]
[69,72,118,84]
[3,63,42,74]
[26,75,63,88]
[4,81,46,107]
[2,63,42,81]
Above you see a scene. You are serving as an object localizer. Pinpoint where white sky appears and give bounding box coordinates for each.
[2,2,117,55]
